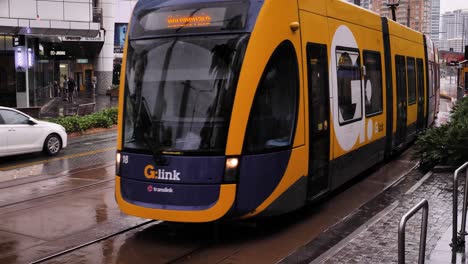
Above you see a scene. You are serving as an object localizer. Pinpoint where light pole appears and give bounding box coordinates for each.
[386,0,400,22]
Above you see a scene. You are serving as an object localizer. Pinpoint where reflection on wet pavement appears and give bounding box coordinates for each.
[16,149,418,264]
[0,165,115,208]
[0,149,115,184]
[0,128,436,264]
[43,223,212,264]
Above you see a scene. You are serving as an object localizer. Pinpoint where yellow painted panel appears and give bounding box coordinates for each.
[226,0,303,155]
[299,10,330,170]
[116,177,236,222]
[298,0,326,14]
[389,34,425,132]
[326,18,387,159]
[326,0,382,31]
[388,19,424,44]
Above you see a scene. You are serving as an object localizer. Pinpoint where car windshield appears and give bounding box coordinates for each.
[123,34,249,155]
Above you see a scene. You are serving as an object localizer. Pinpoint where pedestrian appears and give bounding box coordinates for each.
[62,75,68,101]
[53,81,60,97]
[67,76,76,103]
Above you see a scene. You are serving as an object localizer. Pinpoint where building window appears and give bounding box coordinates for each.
[363,51,383,116]
[336,48,362,124]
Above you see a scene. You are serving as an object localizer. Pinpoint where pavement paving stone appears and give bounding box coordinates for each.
[324,172,455,263]
[328,174,452,263]
[281,170,463,264]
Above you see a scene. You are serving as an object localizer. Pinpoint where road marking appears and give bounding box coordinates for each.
[0,147,116,172]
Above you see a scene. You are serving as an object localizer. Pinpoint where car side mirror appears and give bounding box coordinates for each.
[27,119,37,125]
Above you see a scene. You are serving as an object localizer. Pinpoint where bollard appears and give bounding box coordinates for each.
[398,199,429,264]
[451,162,468,251]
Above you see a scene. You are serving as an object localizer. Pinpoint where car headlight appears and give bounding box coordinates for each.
[60,125,66,132]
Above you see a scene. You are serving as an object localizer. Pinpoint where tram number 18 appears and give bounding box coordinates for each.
[122,155,129,164]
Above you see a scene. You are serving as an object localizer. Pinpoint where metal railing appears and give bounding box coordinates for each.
[398,199,429,264]
[451,162,468,251]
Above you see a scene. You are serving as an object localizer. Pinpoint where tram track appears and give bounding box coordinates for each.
[28,220,225,264]
[0,178,114,211]
[30,220,159,264]
[0,162,114,190]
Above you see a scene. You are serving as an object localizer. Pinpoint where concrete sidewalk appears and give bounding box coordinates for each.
[280,167,462,264]
[40,92,118,118]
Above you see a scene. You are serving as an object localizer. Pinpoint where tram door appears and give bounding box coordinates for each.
[416,59,425,131]
[306,43,330,200]
[395,55,407,147]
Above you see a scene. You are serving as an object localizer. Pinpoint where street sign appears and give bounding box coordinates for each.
[50,50,66,56]
[12,35,25,47]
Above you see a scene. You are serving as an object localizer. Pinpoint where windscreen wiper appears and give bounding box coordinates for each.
[139,98,168,166]
[142,132,168,166]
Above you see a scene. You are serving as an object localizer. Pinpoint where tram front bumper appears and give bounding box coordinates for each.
[115,176,236,223]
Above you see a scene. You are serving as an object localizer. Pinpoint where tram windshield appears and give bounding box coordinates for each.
[123,34,249,155]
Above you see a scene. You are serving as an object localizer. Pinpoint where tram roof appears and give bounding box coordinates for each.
[325,0,383,31]
[387,18,425,45]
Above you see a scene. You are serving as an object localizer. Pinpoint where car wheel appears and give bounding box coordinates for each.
[44,134,62,156]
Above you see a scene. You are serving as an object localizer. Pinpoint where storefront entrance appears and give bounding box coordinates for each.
[0,36,16,107]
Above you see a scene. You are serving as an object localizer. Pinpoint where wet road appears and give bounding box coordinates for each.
[0,129,434,263]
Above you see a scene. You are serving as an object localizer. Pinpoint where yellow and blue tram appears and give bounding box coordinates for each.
[115,0,440,222]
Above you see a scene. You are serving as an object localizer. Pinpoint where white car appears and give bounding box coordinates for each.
[0,106,67,157]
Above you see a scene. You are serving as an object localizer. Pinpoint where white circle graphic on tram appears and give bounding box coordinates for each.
[366,80,373,141]
[367,119,373,140]
[365,80,372,104]
[330,25,366,151]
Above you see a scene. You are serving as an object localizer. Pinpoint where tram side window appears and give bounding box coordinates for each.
[363,51,383,116]
[243,41,299,154]
[465,72,468,90]
[407,57,416,104]
[416,58,424,100]
[428,63,434,97]
[336,48,362,124]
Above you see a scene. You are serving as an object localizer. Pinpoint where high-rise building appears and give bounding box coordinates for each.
[430,0,440,47]
[370,0,432,34]
[361,0,371,9]
[344,0,371,9]
[440,9,468,52]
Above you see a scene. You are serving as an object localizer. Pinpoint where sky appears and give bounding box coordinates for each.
[440,0,468,13]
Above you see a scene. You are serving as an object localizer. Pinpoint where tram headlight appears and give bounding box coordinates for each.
[116,151,121,176]
[224,157,239,183]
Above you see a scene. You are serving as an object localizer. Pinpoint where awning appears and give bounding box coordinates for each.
[0,18,100,38]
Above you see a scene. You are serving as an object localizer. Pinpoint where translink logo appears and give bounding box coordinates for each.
[144,165,181,181]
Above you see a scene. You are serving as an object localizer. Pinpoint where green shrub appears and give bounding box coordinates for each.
[47,107,118,133]
[414,98,468,167]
